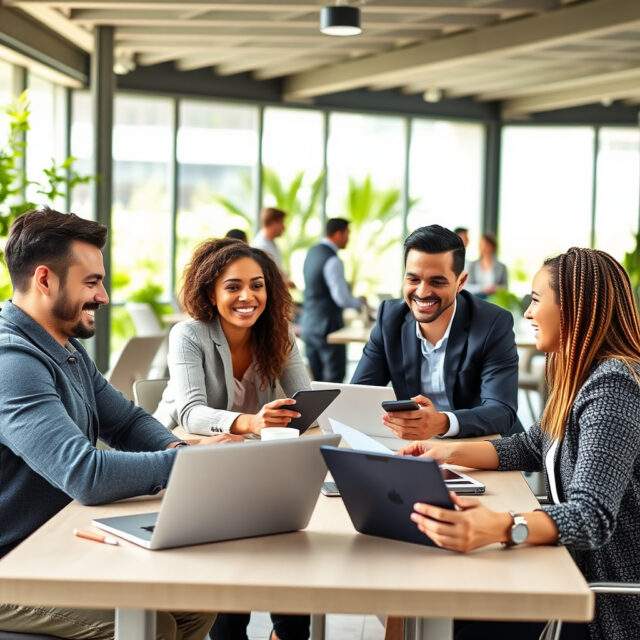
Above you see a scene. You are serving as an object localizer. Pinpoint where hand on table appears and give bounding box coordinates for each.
[382,395,449,440]
[411,492,510,552]
[396,440,455,465]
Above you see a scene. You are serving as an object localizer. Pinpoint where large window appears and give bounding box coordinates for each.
[25,73,67,209]
[499,126,595,295]
[176,100,259,280]
[262,106,325,289]
[111,95,174,303]
[327,112,406,300]
[0,60,13,133]
[594,127,640,259]
[408,119,484,261]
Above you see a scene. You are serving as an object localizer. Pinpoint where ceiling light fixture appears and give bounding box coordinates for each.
[320,5,362,37]
[423,88,443,103]
[113,53,136,75]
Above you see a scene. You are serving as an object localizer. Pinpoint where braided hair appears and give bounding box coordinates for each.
[541,247,640,439]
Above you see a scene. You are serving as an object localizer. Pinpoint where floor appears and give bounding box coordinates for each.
[246,612,384,640]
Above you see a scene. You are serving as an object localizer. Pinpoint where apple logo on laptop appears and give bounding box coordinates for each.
[387,489,404,505]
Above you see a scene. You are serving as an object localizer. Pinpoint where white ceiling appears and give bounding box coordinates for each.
[4,0,640,116]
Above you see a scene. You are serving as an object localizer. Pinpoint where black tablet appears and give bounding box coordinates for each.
[287,389,341,434]
[320,446,454,547]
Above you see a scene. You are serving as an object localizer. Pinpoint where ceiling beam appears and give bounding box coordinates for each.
[501,66,640,116]
[283,0,640,100]
[5,0,559,14]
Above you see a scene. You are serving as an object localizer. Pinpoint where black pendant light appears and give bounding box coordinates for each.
[320,5,362,36]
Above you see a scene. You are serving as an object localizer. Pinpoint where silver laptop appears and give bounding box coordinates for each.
[311,381,407,451]
[93,434,341,550]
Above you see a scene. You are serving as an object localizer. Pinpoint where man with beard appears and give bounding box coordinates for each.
[351,224,522,439]
[0,207,223,639]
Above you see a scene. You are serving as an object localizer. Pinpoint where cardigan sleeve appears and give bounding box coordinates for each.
[491,421,544,472]
[541,362,640,550]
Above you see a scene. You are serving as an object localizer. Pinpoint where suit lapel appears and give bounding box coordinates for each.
[401,311,422,398]
[209,317,236,410]
[444,294,470,407]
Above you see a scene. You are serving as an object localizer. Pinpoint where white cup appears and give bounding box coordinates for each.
[260,427,300,441]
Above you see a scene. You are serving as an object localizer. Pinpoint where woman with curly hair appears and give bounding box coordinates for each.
[400,247,640,640]
[155,237,311,640]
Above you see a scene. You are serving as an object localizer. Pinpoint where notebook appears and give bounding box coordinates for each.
[310,381,406,450]
[321,446,456,547]
[93,433,341,550]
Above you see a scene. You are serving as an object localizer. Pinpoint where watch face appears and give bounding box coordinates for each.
[511,522,529,545]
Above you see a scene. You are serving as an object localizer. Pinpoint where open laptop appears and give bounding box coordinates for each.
[93,434,341,550]
[311,381,406,451]
[320,446,455,547]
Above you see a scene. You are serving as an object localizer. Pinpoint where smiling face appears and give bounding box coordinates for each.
[50,240,109,341]
[403,249,466,328]
[209,257,267,334]
[525,266,561,353]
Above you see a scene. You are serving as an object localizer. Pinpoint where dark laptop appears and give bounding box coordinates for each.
[320,446,455,547]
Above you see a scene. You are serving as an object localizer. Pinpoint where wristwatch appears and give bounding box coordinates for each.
[505,511,529,546]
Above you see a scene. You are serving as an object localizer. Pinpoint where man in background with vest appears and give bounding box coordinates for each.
[301,218,366,383]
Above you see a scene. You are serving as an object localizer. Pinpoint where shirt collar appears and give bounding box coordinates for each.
[321,238,339,253]
[0,300,81,365]
[415,300,457,353]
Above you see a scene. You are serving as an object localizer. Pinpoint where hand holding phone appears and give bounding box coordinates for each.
[381,400,420,412]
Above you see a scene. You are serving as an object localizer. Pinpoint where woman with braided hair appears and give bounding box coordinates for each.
[399,247,640,640]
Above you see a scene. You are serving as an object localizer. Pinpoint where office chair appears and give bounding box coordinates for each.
[106,334,166,401]
[539,582,640,640]
[0,632,60,639]
[124,301,170,378]
[133,378,169,414]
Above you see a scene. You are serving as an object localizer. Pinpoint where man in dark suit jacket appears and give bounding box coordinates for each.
[351,224,522,439]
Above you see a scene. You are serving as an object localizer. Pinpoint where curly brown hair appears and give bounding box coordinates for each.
[181,237,294,390]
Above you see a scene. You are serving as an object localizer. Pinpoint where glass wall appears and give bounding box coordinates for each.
[176,100,258,280]
[0,60,13,134]
[327,112,406,300]
[262,106,324,289]
[25,73,67,209]
[408,119,484,262]
[498,126,595,295]
[593,127,640,259]
[111,94,174,303]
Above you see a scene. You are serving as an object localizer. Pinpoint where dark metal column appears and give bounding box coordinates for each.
[253,106,264,234]
[590,126,600,248]
[169,97,179,305]
[91,26,114,373]
[483,119,501,234]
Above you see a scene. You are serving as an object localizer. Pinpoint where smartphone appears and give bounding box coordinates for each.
[381,400,420,412]
[321,481,340,497]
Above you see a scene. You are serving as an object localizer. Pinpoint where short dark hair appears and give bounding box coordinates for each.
[4,207,108,293]
[403,225,466,276]
[326,217,349,237]
[481,231,498,252]
[453,227,468,234]
[260,207,286,227]
[225,228,248,242]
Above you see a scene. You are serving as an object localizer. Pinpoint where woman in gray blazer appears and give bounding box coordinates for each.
[155,237,312,640]
[401,247,640,640]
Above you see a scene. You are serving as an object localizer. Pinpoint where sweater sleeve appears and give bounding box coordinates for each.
[0,340,177,505]
[540,363,640,550]
[491,421,544,472]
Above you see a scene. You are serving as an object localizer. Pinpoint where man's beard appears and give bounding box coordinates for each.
[52,291,99,340]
